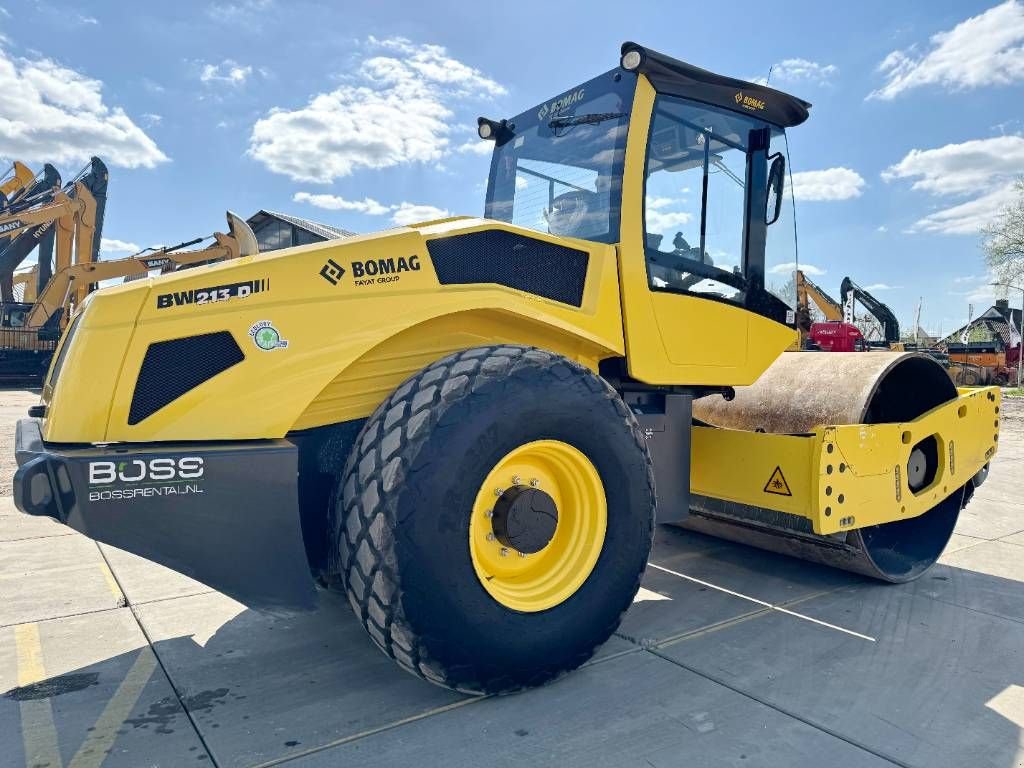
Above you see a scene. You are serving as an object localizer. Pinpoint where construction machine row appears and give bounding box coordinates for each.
[0,158,256,380]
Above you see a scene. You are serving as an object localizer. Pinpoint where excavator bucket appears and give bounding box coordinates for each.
[226,210,259,257]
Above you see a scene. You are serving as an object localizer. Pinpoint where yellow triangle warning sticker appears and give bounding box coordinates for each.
[763,466,792,497]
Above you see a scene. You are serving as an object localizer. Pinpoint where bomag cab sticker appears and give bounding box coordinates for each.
[156,278,269,309]
[537,88,585,121]
[734,91,766,112]
[249,320,289,351]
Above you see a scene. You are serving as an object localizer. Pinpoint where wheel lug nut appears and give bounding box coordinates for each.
[529,478,540,487]
[500,547,509,557]
[494,487,503,497]
[486,533,495,542]
[485,509,493,518]
[512,475,522,486]
[518,551,527,558]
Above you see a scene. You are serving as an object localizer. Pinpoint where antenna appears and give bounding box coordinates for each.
[765,65,774,86]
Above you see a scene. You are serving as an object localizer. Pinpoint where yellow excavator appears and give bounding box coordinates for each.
[24,213,255,331]
[0,161,37,207]
[14,43,999,695]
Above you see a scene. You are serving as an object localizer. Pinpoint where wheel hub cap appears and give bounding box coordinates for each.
[492,486,559,554]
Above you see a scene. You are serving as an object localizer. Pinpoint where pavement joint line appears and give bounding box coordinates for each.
[0,604,128,631]
[0,531,75,543]
[647,647,909,768]
[249,696,485,768]
[647,563,876,642]
[66,647,158,768]
[93,541,222,768]
[13,623,64,768]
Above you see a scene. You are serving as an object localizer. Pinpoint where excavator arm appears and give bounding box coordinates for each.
[26,213,255,329]
[795,269,843,321]
[840,276,900,344]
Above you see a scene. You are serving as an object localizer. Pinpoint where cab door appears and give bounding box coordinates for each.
[617,76,795,387]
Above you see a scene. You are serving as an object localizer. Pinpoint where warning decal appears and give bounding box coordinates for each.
[763,466,792,497]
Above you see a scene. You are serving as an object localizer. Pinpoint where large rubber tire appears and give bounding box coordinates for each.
[332,345,655,694]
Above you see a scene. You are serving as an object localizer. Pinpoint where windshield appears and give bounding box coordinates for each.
[484,70,636,244]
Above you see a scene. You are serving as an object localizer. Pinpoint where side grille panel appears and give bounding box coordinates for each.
[426,230,589,307]
[129,331,244,425]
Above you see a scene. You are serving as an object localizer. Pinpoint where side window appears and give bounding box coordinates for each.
[764,128,798,308]
[644,98,756,303]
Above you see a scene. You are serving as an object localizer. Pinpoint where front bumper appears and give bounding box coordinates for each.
[14,418,317,610]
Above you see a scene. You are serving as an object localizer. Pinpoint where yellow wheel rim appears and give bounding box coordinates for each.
[469,440,607,612]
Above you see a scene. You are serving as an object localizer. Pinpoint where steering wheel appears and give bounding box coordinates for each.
[545,190,599,238]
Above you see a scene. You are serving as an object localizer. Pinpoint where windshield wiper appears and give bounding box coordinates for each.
[548,112,625,129]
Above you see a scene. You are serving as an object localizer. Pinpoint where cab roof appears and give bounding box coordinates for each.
[621,42,812,128]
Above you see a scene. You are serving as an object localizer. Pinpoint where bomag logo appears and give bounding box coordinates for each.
[351,255,421,286]
[89,457,204,485]
[734,91,766,112]
[538,88,585,121]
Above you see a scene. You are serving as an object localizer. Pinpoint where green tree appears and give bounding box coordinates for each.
[983,177,1024,286]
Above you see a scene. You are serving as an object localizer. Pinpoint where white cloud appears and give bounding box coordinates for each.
[391,202,449,225]
[882,136,1024,234]
[207,0,273,22]
[0,48,168,168]
[790,167,865,201]
[141,113,161,127]
[881,136,1024,195]
[906,184,1020,235]
[863,283,898,291]
[753,59,838,86]
[200,59,253,86]
[248,37,504,183]
[292,191,391,216]
[457,139,492,156]
[77,14,98,25]
[293,191,449,225]
[868,1,1024,100]
[949,272,1000,304]
[768,262,826,276]
[876,225,888,232]
[100,238,139,254]
[645,195,695,233]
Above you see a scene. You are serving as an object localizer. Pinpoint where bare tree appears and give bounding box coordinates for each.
[984,177,1024,286]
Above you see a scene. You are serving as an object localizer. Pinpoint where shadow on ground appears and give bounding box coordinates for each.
[4,525,1024,768]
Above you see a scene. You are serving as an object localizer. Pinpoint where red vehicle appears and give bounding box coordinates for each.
[808,321,867,352]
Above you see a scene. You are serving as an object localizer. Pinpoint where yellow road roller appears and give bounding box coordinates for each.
[13,42,1000,695]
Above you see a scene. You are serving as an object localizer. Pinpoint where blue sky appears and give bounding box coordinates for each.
[2,0,1023,336]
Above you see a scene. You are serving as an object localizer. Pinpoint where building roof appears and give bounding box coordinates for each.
[940,303,1022,348]
[247,209,356,240]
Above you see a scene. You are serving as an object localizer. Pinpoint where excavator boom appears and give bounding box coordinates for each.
[840,276,900,344]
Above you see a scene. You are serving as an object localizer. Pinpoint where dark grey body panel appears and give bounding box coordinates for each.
[631,392,692,523]
[13,418,317,610]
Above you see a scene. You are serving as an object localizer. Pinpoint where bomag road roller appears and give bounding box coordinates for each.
[13,43,1000,695]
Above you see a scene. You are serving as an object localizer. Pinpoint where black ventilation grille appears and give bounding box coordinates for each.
[426,230,589,307]
[129,331,244,425]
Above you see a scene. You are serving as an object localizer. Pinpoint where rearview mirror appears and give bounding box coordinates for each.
[766,153,785,225]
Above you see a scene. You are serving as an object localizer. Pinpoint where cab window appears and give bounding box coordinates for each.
[643,97,761,304]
